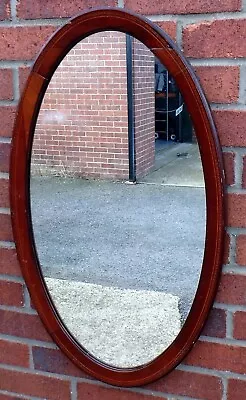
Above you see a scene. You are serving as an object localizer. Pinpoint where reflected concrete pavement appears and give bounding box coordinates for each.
[141,141,204,187]
[30,145,205,320]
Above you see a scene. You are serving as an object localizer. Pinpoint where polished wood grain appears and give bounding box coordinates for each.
[10,7,225,387]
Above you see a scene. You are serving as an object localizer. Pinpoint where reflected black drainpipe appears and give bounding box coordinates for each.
[126,34,136,183]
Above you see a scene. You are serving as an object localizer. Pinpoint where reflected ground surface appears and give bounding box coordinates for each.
[30,141,206,367]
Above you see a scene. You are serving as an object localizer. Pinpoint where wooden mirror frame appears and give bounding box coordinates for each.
[10,7,225,387]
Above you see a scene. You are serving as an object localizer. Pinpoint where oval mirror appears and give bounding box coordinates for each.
[10,8,225,387]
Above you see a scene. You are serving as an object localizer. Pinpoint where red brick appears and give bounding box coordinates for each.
[242,155,246,189]
[19,66,31,96]
[147,369,222,400]
[0,368,71,400]
[0,142,10,171]
[0,395,25,400]
[0,248,22,276]
[125,0,241,15]
[201,308,226,338]
[226,194,246,228]
[228,379,246,400]
[184,340,246,374]
[0,178,9,208]
[214,111,246,147]
[236,235,246,265]
[216,273,246,305]
[0,338,29,367]
[0,106,16,137]
[33,347,91,379]
[0,69,13,100]
[195,66,239,104]
[0,213,13,241]
[0,1,11,20]
[152,21,177,41]
[233,311,246,340]
[223,232,230,265]
[184,19,246,58]
[32,32,135,180]
[78,382,166,400]
[0,26,57,61]
[223,152,235,186]
[0,309,52,342]
[0,280,24,307]
[17,0,117,19]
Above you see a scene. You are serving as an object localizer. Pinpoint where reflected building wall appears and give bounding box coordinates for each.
[32,32,129,179]
[133,39,155,177]
[32,33,155,180]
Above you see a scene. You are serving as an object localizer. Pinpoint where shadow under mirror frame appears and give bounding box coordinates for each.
[10,7,225,387]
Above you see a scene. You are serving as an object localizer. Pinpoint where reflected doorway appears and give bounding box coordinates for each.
[139,59,204,187]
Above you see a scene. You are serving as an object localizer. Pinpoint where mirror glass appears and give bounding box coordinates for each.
[30,31,206,368]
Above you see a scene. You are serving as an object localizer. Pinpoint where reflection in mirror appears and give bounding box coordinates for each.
[30,31,205,368]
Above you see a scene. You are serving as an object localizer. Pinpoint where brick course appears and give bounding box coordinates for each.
[201,308,226,338]
[223,232,230,264]
[183,19,246,58]
[0,280,24,307]
[233,311,246,339]
[0,26,57,61]
[0,309,52,342]
[152,21,177,41]
[0,395,24,400]
[194,66,240,104]
[0,70,13,101]
[0,1,11,20]
[0,106,17,137]
[0,248,22,276]
[17,0,118,19]
[216,273,246,305]
[228,380,246,400]
[214,110,246,147]
[0,143,10,171]
[147,369,222,400]
[33,346,91,378]
[77,383,167,399]
[236,235,246,265]
[242,154,246,188]
[0,178,9,208]
[184,340,246,374]
[223,152,235,186]
[0,214,13,242]
[0,339,29,368]
[226,193,246,228]
[0,369,71,400]
[125,0,241,15]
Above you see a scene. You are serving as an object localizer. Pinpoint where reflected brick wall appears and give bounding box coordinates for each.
[33,31,129,179]
[32,32,155,180]
[133,38,155,178]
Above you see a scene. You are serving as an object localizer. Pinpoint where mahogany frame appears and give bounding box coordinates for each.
[10,7,225,387]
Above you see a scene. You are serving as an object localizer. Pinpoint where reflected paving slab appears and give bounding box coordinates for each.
[46,277,181,367]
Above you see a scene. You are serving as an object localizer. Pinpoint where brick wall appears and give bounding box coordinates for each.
[32,32,155,180]
[32,31,129,179]
[0,1,246,399]
[133,38,155,178]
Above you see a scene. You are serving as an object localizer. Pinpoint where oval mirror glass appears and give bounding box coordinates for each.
[29,31,206,368]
